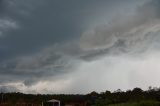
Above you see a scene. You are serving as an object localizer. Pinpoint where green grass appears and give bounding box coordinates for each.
[108,100,160,106]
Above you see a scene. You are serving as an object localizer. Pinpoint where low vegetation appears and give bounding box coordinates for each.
[108,100,160,106]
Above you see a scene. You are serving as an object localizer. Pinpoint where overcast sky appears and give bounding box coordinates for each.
[0,0,160,94]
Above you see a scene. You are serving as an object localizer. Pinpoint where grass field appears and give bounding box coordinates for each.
[108,100,160,106]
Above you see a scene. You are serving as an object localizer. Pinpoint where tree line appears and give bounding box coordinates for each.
[0,87,160,106]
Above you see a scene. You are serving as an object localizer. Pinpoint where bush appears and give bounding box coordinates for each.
[108,100,160,106]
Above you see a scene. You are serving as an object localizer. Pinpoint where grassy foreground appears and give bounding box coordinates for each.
[108,100,160,106]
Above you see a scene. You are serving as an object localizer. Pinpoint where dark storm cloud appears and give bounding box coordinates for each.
[1,0,160,93]
[0,0,118,87]
[79,0,160,60]
[0,0,113,61]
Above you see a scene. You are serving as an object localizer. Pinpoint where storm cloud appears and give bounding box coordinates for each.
[0,0,160,94]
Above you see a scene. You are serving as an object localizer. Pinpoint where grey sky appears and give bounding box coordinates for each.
[0,0,160,94]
